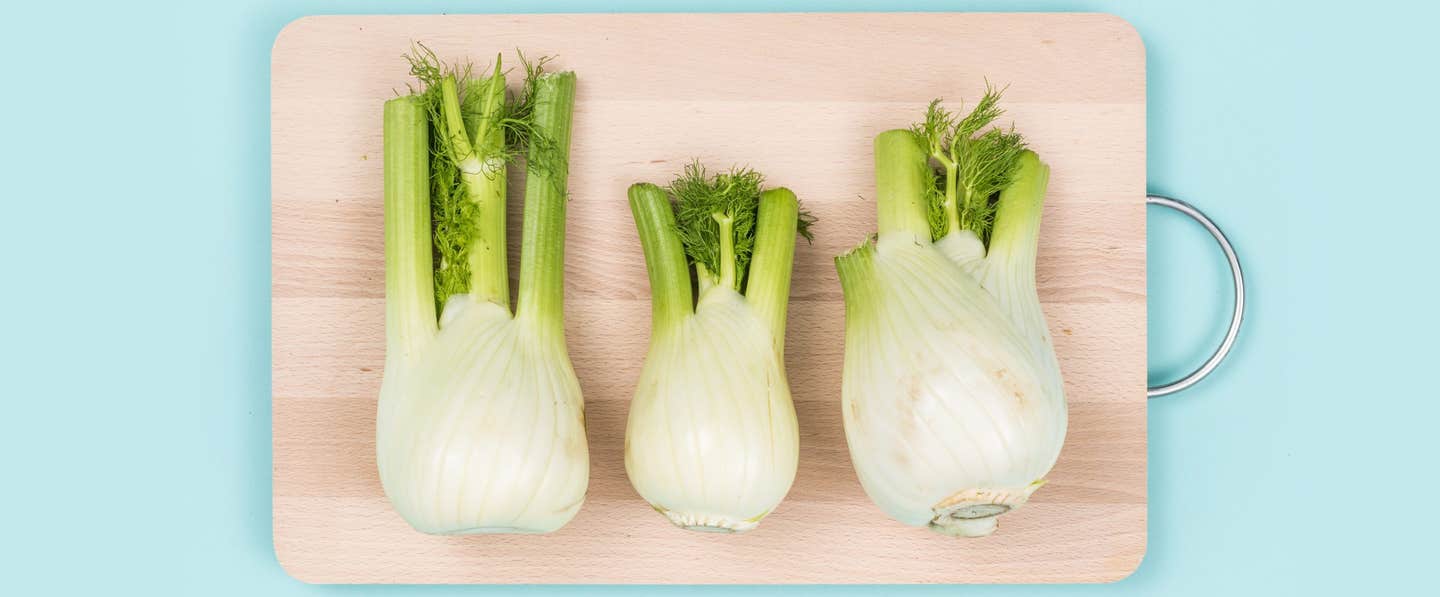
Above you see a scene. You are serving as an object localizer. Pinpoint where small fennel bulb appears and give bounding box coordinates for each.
[376,51,588,535]
[625,165,813,532]
[836,88,1066,537]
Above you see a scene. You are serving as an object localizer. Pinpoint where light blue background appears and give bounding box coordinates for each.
[2,0,1435,594]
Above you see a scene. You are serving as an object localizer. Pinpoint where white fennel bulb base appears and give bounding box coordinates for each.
[625,287,798,534]
[378,299,588,535]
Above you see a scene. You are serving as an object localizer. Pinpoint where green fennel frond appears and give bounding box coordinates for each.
[953,85,1006,142]
[957,125,1026,239]
[911,99,956,164]
[670,162,765,286]
[796,209,817,244]
[923,170,948,241]
[910,83,1028,243]
[666,162,815,292]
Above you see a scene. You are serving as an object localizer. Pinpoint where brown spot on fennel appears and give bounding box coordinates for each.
[994,367,1026,405]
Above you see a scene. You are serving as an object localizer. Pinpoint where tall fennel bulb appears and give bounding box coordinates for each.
[377,51,588,535]
[836,89,1066,538]
[625,165,813,532]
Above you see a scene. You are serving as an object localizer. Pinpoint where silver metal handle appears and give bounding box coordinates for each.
[1146,194,1245,398]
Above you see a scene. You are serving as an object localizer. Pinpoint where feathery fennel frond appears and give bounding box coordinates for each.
[912,83,1028,243]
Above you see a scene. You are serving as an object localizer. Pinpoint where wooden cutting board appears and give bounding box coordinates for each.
[271,13,1146,584]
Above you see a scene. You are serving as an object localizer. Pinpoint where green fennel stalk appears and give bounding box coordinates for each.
[382,96,438,364]
[514,71,576,333]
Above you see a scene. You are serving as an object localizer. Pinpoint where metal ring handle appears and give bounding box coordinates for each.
[1146,194,1245,398]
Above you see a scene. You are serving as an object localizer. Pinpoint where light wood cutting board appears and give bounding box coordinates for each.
[271,12,1146,584]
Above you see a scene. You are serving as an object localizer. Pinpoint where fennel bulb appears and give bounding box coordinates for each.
[376,51,588,535]
[624,165,813,532]
[836,89,1066,537]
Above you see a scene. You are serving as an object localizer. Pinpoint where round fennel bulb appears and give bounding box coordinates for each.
[836,93,1066,538]
[378,299,588,534]
[623,168,810,532]
[625,286,799,532]
[376,61,587,534]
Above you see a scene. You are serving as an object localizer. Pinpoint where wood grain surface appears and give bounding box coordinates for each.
[271,13,1146,584]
